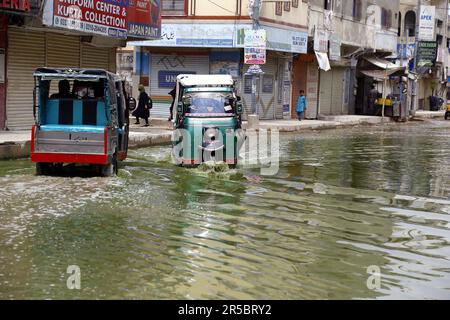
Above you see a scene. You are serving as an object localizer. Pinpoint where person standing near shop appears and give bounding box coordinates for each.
[133,84,152,127]
[368,84,380,115]
[168,86,176,121]
[296,90,307,121]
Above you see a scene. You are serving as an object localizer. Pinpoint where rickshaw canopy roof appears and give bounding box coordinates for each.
[177,74,234,87]
[33,68,118,82]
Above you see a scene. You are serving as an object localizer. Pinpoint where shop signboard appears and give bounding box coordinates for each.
[239,26,308,54]
[416,41,438,74]
[130,23,308,54]
[129,23,236,47]
[158,70,196,88]
[291,33,308,54]
[127,0,161,39]
[0,0,40,16]
[418,5,436,41]
[49,0,129,39]
[244,29,266,65]
[43,0,161,39]
[329,33,341,61]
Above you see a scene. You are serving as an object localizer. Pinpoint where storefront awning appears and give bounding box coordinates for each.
[315,51,331,71]
[364,57,399,70]
[360,68,403,81]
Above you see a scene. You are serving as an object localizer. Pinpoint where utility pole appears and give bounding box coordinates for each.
[411,0,421,115]
[246,0,264,116]
[444,0,449,104]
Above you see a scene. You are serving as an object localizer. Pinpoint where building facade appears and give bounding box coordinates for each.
[127,0,310,120]
[0,0,161,131]
[308,0,400,117]
[397,0,449,111]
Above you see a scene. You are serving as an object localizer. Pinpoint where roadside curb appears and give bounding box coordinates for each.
[0,116,445,160]
[0,141,31,160]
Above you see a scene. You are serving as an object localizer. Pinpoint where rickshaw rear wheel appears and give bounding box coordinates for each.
[100,153,118,177]
[36,163,52,176]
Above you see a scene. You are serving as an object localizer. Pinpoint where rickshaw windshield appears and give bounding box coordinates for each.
[183,92,235,115]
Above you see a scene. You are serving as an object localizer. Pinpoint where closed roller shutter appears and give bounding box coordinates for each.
[259,57,277,120]
[319,68,346,116]
[81,44,110,70]
[149,53,210,119]
[276,59,291,120]
[241,55,277,120]
[6,28,45,130]
[319,70,333,115]
[330,68,345,115]
[6,29,117,130]
[47,34,80,68]
[305,62,319,119]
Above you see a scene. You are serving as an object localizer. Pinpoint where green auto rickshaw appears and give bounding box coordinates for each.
[172,74,245,167]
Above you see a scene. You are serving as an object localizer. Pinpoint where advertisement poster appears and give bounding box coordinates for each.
[418,5,436,41]
[314,28,328,53]
[209,51,240,78]
[50,0,128,39]
[127,0,161,39]
[397,43,416,59]
[244,29,266,65]
[416,41,438,73]
[262,75,274,93]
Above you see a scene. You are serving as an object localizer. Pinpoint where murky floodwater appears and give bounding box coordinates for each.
[1,121,450,299]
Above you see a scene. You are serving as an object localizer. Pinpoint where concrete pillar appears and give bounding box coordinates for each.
[0,16,7,131]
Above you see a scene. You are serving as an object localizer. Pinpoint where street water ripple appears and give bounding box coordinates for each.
[0,122,450,299]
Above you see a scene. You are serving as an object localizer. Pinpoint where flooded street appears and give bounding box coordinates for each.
[1,122,450,299]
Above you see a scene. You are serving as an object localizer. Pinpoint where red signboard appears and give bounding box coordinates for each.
[52,0,128,39]
[0,0,31,12]
[127,0,161,38]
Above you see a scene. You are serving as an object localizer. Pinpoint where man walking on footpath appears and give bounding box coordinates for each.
[132,84,153,127]
[296,90,307,121]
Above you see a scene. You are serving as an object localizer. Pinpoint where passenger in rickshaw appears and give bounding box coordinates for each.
[50,80,77,99]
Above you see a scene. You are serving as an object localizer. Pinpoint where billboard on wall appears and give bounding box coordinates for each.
[43,0,161,40]
[128,0,161,39]
[416,41,438,74]
[418,5,436,41]
[43,0,128,39]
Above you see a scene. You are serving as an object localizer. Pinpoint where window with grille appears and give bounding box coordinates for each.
[162,0,186,16]
[353,0,362,21]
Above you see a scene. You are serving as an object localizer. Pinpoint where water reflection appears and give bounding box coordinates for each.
[0,122,450,299]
